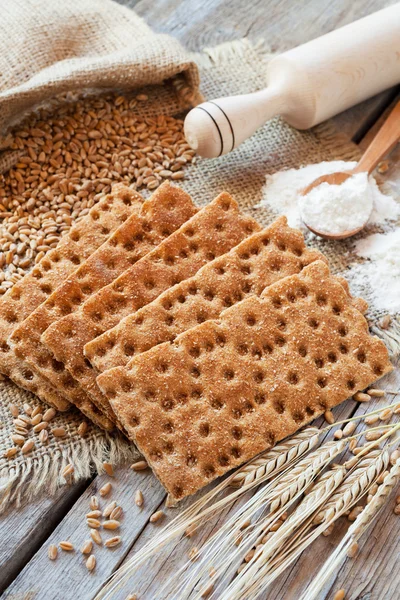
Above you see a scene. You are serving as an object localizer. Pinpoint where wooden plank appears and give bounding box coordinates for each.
[3,468,165,600]
[0,479,88,594]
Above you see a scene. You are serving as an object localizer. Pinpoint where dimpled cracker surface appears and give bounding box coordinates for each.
[98,261,391,500]
[86,216,327,372]
[0,183,143,411]
[8,182,197,427]
[42,193,259,417]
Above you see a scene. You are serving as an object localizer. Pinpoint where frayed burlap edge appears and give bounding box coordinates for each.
[0,428,139,514]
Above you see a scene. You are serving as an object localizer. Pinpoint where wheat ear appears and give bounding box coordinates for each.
[313,449,389,524]
[299,459,400,600]
[269,440,346,512]
[230,427,320,487]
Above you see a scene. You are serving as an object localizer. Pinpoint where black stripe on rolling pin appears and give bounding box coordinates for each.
[196,106,224,157]
[209,101,235,152]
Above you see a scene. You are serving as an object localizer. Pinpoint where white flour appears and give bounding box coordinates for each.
[298,172,373,235]
[348,229,400,313]
[260,161,400,232]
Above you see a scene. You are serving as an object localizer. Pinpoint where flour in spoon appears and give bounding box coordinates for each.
[260,161,399,232]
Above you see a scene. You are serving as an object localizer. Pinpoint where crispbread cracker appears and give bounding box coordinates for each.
[0,184,143,411]
[98,260,391,500]
[85,217,326,371]
[86,217,367,373]
[9,182,197,426]
[42,193,260,417]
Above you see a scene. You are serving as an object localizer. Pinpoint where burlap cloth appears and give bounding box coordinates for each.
[0,1,398,512]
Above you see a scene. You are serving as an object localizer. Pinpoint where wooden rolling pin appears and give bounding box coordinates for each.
[184,4,400,158]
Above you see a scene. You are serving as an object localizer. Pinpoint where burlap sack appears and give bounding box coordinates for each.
[0,6,398,513]
[0,0,201,137]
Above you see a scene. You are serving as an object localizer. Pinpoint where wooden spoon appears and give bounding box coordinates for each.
[300,100,400,240]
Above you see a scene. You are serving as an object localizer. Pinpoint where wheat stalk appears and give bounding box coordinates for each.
[230,427,320,487]
[299,459,400,600]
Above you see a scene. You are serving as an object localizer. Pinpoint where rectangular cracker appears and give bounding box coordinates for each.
[85,216,327,371]
[97,260,392,501]
[9,182,197,427]
[41,193,260,418]
[0,183,143,411]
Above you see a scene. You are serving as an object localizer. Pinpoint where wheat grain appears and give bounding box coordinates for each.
[87,518,101,529]
[11,434,25,446]
[368,389,385,398]
[33,421,48,433]
[81,540,93,554]
[62,463,74,478]
[38,429,49,444]
[91,529,102,545]
[343,422,357,436]
[86,555,96,572]
[110,506,123,520]
[48,544,58,560]
[90,495,99,510]
[59,541,74,551]
[52,427,67,438]
[131,460,149,471]
[103,501,117,518]
[9,404,19,418]
[103,462,114,477]
[103,520,120,530]
[105,536,122,548]
[86,510,102,519]
[150,510,164,523]
[78,422,88,436]
[21,439,34,454]
[353,392,371,403]
[43,408,57,422]
[31,405,42,418]
[135,490,144,507]
[324,410,335,424]
[333,590,346,600]
[100,482,112,497]
[31,413,42,426]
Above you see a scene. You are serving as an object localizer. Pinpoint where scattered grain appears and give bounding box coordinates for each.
[322,523,335,536]
[110,506,123,521]
[343,422,357,436]
[353,392,371,403]
[103,519,120,530]
[9,404,19,418]
[334,429,343,440]
[324,410,335,424]
[86,555,96,572]
[105,536,122,548]
[367,388,385,398]
[201,583,214,598]
[333,590,346,600]
[43,408,57,422]
[23,403,33,416]
[62,463,74,478]
[52,426,67,438]
[59,541,74,551]
[33,421,48,433]
[149,510,164,523]
[365,430,385,441]
[102,501,116,518]
[103,461,114,477]
[365,415,379,426]
[31,406,42,418]
[394,504,400,515]
[21,439,35,454]
[90,529,102,545]
[78,421,88,436]
[131,460,149,471]
[90,495,99,510]
[379,408,393,421]
[11,434,26,446]
[87,518,101,529]
[349,439,357,452]
[48,544,58,560]
[135,490,144,507]
[390,450,400,466]
[31,413,42,426]
[81,540,93,554]
[39,429,49,444]
[99,482,112,497]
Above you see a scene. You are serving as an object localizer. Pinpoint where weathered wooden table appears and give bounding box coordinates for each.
[1,1,399,598]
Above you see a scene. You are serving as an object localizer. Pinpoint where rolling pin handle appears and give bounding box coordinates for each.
[184,88,284,159]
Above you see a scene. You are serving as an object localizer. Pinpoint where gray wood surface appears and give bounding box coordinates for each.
[2,0,400,599]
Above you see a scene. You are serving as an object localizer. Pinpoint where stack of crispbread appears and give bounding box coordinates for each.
[2,182,391,500]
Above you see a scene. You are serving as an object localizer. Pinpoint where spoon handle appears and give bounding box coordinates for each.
[353,100,400,175]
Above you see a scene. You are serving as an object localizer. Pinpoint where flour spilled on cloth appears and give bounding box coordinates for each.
[347,230,400,314]
[259,161,400,232]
